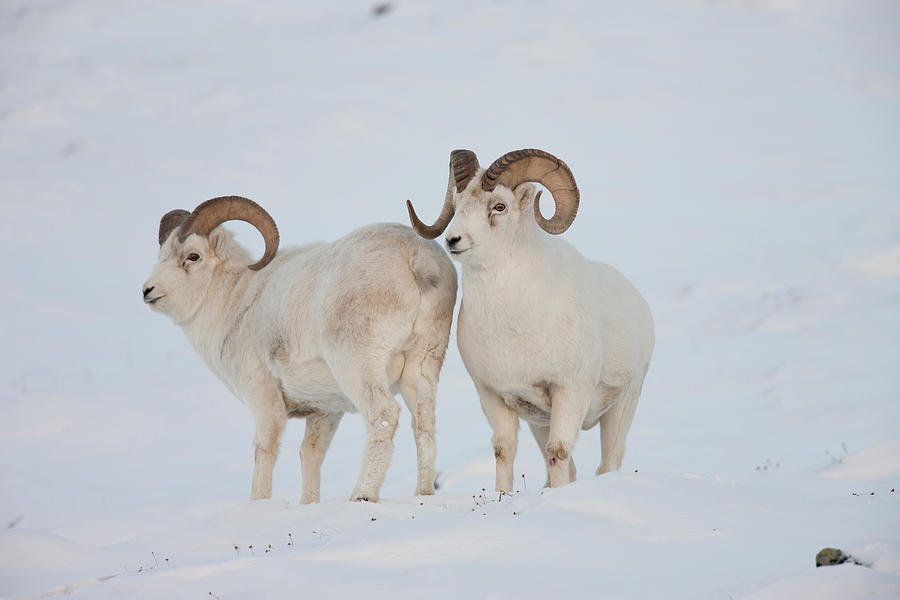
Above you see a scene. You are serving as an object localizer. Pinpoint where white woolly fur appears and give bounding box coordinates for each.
[143,220,457,503]
[443,173,654,491]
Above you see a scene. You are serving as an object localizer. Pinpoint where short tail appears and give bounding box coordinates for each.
[411,241,457,301]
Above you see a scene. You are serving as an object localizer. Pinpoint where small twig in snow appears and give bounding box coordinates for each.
[6,515,24,529]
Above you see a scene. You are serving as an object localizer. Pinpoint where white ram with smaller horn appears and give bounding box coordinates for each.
[143,196,457,503]
[407,149,654,491]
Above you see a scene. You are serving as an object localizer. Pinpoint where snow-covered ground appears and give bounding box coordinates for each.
[1,0,899,598]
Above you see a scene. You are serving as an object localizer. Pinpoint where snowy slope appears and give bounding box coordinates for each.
[1,0,899,598]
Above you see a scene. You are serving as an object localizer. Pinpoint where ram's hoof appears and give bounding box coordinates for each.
[351,495,373,502]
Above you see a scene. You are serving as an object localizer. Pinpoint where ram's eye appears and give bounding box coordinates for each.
[492,203,506,212]
[186,253,200,262]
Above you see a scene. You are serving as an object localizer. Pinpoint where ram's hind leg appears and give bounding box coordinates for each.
[333,364,401,502]
[597,377,643,475]
[299,412,343,504]
[398,354,440,496]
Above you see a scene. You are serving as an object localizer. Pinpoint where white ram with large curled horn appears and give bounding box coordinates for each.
[407,149,654,491]
[143,196,457,503]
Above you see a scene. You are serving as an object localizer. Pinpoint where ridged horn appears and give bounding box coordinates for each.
[159,209,190,246]
[407,149,480,240]
[448,149,480,195]
[481,149,580,235]
[177,196,280,271]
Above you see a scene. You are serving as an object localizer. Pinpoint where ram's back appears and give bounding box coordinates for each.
[256,223,455,355]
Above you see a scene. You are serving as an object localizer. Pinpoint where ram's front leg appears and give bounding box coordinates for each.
[248,386,288,500]
[546,387,589,488]
[299,412,343,504]
[477,384,518,493]
[528,422,576,488]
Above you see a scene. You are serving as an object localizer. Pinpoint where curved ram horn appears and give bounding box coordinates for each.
[407,149,479,240]
[448,148,480,196]
[159,209,190,246]
[481,149,580,235]
[178,196,280,271]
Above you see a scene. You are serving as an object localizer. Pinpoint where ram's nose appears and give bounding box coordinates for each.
[446,235,462,249]
[143,285,154,299]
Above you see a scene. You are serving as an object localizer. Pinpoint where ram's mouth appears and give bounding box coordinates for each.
[145,295,165,305]
[449,248,470,255]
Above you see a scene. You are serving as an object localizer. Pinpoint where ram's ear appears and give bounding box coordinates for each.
[209,228,229,259]
[515,183,536,210]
